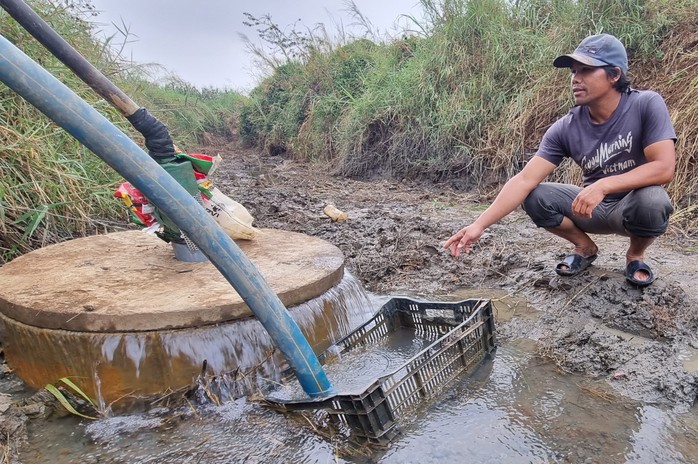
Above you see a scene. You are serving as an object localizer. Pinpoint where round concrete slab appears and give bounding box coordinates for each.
[0,229,344,332]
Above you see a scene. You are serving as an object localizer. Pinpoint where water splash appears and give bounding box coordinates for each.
[184,271,379,402]
[1,272,377,408]
[83,271,378,404]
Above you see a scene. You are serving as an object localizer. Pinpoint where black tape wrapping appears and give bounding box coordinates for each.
[126,107,177,160]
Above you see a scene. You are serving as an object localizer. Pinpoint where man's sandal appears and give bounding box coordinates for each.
[626,260,656,286]
[555,254,598,276]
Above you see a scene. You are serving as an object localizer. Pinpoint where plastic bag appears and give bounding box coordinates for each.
[202,187,258,240]
[114,182,158,227]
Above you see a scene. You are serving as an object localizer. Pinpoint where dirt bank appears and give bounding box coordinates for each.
[211,144,698,410]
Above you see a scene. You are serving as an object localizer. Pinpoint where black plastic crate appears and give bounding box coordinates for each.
[266,297,496,445]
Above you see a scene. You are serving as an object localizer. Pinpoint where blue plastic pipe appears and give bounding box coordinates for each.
[0,34,333,398]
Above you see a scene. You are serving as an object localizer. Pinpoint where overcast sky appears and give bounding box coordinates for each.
[88,0,424,93]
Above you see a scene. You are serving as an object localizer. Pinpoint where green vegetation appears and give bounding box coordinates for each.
[240,0,698,221]
[45,376,98,419]
[128,77,247,143]
[0,1,244,262]
[2,0,697,262]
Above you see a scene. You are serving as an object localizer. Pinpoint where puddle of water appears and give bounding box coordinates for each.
[379,338,698,463]
[269,325,434,401]
[441,288,535,324]
[678,347,698,373]
[18,332,698,463]
[588,320,654,348]
[10,284,698,462]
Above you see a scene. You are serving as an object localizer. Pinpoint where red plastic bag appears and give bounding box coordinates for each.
[114,182,157,227]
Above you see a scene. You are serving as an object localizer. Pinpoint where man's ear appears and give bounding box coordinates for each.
[612,67,622,83]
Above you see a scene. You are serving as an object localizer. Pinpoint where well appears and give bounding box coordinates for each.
[0,229,347,407]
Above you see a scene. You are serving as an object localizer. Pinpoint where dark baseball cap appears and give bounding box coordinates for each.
[553,34,628,74]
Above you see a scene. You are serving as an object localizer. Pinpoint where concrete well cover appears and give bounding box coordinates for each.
[0,229,344,332]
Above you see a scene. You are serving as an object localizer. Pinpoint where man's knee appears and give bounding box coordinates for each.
[522,184,567,228]
[623,186,674,237]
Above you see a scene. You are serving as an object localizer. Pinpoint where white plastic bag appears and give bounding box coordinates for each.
[203,187,258,240]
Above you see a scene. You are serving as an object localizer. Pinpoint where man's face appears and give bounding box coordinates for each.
[569,61,617,106]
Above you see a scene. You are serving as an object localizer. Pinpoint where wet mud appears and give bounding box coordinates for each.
[1,143,697,460]
[212,145,698,410]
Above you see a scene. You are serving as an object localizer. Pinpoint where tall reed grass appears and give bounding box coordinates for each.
[239,0,698,226]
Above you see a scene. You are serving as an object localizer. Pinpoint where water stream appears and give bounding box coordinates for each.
[12,286,698,463]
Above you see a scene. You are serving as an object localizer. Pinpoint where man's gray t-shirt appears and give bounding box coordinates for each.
[536,89,676,198]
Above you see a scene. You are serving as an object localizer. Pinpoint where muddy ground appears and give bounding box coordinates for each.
[211,143,698,410]
[1,143,698,459]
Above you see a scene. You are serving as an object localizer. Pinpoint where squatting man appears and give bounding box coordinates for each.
[444,33,676,287]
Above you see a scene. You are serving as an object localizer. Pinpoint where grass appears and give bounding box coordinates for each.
[0,1,245,262]
[45,377,99,419]
[3,0,698,260]
[238,0,698,231]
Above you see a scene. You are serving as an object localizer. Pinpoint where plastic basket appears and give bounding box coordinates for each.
[266,297,496,445]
